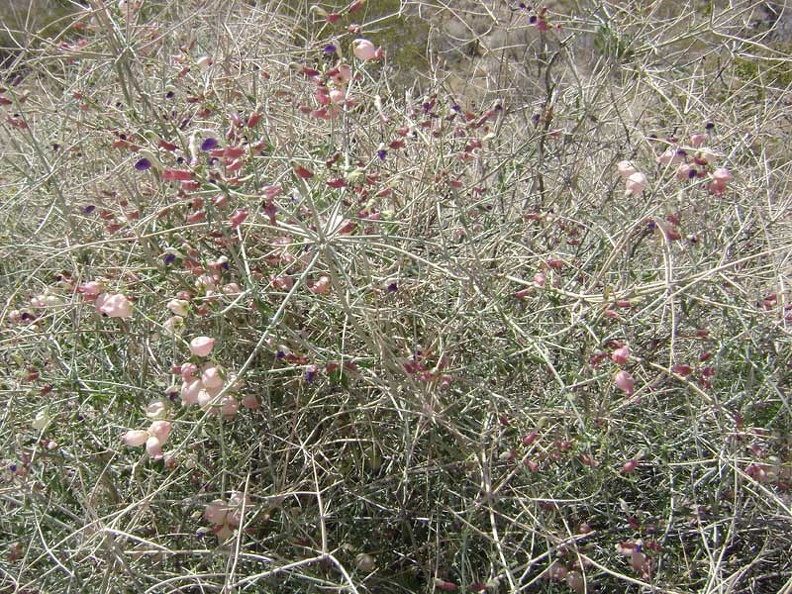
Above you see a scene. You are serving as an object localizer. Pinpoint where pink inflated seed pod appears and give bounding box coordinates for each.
[353,39,377,61]
[624,172,647,197]
[614,370,635,394]
[189,336,215,357]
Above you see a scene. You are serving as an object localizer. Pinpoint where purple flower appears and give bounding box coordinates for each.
[82,205,96,214]
[387,282,398,292]
[705,122,715,130]
[135,158,152,171]
[377,149,387,161]
[200,137,218,151]
[324,44,336,54]
[163,253,176,265]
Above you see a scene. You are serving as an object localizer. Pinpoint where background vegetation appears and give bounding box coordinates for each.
[1,1,790,592]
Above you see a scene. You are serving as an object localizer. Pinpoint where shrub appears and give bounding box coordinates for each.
[1,1,790,592]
